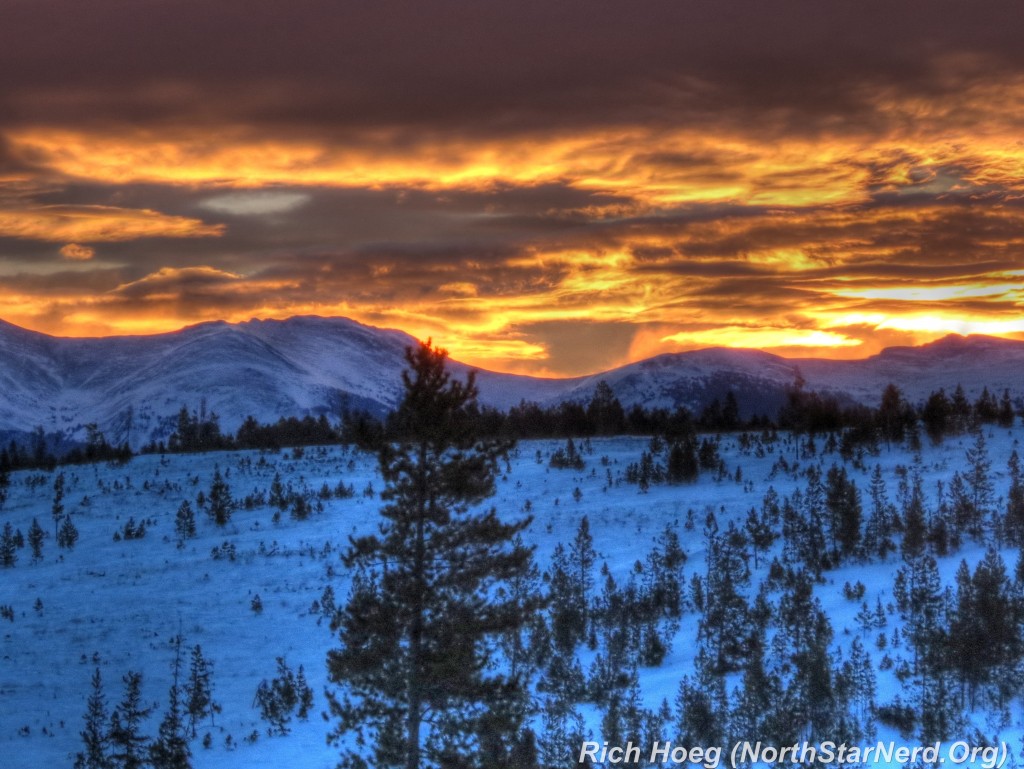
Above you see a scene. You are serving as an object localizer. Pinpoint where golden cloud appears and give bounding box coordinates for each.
[0,205,224,243]
[59,243,95,260]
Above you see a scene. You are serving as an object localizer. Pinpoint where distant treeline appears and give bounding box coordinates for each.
[0,424,131,474]
[0,379,1018,472]
[343,379,1018,452]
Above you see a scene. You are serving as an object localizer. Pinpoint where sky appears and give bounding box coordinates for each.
[3,0,1024,376]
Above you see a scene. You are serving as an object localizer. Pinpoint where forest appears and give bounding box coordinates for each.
[0,345,1022,767]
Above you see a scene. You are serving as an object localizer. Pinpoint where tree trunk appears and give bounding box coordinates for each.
[406,445,428,769]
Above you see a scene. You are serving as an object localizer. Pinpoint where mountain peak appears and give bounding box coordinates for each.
[2,315,1024,447]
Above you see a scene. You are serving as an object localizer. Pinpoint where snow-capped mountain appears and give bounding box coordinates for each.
[1,315,1023,447]
[0,316,417,447]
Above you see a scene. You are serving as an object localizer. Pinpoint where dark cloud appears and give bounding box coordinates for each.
[3,1,1024,137]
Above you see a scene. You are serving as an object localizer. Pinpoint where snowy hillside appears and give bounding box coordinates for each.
[3,315,1024,448]
[0,317,419,447]
[560,336,1024,419]
[2,429,1023,767]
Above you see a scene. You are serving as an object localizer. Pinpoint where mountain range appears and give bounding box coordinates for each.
[1,315,1022,448]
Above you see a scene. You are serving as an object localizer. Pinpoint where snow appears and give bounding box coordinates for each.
[3,315,1024,451]
[0,429,1022,767]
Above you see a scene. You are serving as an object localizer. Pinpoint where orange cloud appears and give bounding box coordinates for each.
[0,205,224,243]
[7,56,1024,375]
[59,243,95,260]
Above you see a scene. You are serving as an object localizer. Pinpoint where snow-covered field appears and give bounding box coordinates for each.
[0,430,1019,768]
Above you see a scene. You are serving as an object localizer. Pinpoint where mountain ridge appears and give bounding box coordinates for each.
[1,315,1022,447]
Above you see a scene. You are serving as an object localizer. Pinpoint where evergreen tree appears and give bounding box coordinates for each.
[698,525,750,674]
[825,464,861,559]
[0,465,8,510]
[268,472,288,511]
[645,523,688,618]
[0,522,17,567]
[296,665,314,720]
[877,383,911,448]
[901,555,946,676]
[965,431,994,534]
[569,516,597,630]
[586,380,626,436]
[744,506,773,569]
[174,501,196,543]
[921,389,951,444]
[52,471,65,539]
[184,645,217,737]
[207,468,232,526]
[998,389,1015,428]
[255,657,300,735]
[547,544,586,654]
[326,341,538,769]
[150,636,191,769]
[666,437,698,484]
[949,550,1023,708]
[974,387,999,424]
[950,385,972,432]
[1006,451,1024,545]
[901,471,927,560]
[864,465,896,558]
[28,517,45,562]
[731,626,784,743]
[75,667,111,769]
[58,515,79,549]
[108,671,152,769]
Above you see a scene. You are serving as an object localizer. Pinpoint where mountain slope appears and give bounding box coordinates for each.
[1,316,1023,447]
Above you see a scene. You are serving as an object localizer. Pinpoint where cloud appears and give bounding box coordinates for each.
[198,191,311,216]
[0,205,224,243]
[59,243,95,260]
[5,2,1024,372]
[111,266,244,297]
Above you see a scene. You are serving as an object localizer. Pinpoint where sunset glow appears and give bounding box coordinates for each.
[3,1,1024,375]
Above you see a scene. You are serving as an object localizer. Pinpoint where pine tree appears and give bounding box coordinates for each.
[150,636,191,769]
[547,544,586,654]
[949,550,1023,708]
[744,506,773,569]
[255,657,300,735]
[296,665,314,720]
[731,626,783,743]
[268,472,288,511]
[206,468,232,526]
[108,671,152,769]
[0,522,17,567]
[950,384,972,433]
[184,645,217,737]
[998,389,1015,428]
[901,471,927,559]
[569,516,596,630]
[325,341,538,769]
[698,525,750,674]
[174,501,196,543]
[52,471,65,539]
[74,667,111,769]
[864,465,896,558]
[28,517,45,562]
[825,464,861,559]
[877,383,910,448]
[0,465,8,510]
[666,437,698,483]
[1007,451,1024,545]
[965,431,994,535]
[58,515,80,549]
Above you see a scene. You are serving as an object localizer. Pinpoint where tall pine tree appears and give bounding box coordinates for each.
[74,667,110,769]
[326,341,538,769]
